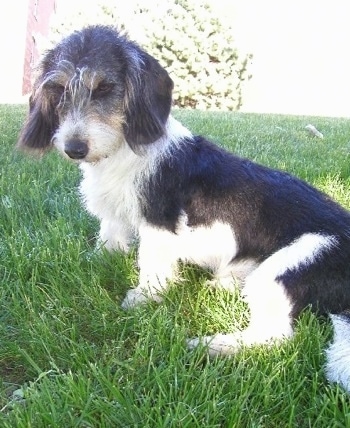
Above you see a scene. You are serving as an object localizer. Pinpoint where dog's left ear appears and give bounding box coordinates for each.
[123,51,174,150]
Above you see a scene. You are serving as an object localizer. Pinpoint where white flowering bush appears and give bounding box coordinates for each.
[50,0,252,111]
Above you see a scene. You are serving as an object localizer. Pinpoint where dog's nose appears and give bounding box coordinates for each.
[64,140,89,159]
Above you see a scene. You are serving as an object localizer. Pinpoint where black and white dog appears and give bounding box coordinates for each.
[18,25,350,391]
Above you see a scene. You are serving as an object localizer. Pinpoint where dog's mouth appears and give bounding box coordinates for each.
[64,139,89,160]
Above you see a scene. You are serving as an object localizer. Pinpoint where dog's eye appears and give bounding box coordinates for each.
[94,82,115,97]
[57,85,66,98]
[44,82,65,97]
[46,83,66,106]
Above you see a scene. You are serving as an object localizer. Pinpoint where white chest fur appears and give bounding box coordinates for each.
[79,145,145,231]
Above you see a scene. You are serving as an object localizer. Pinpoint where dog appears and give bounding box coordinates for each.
[18,25,350,391]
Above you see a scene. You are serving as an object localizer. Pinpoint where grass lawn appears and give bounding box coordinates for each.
[1,104,350,427]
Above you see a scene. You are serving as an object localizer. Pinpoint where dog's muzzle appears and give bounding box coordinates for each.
[64,140,89,160]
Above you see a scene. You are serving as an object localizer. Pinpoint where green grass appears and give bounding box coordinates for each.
[1,105,350,427]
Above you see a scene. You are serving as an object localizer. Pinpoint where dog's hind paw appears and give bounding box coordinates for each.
[187,333,242,356]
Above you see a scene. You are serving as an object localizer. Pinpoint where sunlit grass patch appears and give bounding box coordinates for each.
[1,105,350,426]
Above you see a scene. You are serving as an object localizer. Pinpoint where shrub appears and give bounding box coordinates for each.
[50,0,252,111]
[131,0,252,110]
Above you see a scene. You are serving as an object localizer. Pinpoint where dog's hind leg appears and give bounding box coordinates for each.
[188,272,294,356]
[188,233,334,356]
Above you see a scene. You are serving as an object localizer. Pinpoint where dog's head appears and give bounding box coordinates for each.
[17,26,174,162]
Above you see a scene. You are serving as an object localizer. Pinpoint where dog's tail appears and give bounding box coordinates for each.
[325,312,350,392]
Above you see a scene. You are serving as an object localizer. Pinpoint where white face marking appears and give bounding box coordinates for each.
[53,114,125,163]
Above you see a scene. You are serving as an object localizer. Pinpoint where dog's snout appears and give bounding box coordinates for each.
[64,140,89,159]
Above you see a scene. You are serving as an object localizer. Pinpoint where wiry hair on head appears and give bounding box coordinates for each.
[17,25,174,155]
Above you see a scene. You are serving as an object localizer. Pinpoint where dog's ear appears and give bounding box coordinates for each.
[17,80,59,153]
[123,51,174,150]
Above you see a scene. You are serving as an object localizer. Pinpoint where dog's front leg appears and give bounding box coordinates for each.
[98,218,134,252]
[121,224,178,309]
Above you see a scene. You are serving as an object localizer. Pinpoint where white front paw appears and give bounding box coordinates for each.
[204,277,237,293]
[121,289,149,309]
[187,333,242,356]
[121,288,162,309]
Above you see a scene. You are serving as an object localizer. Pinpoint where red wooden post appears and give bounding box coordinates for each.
[22,0,56,95]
